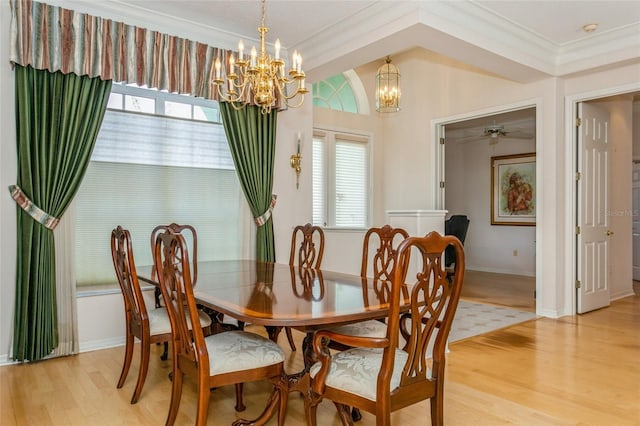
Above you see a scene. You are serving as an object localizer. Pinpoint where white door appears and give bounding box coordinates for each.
[577,102,611,314]
[633,163,640,281]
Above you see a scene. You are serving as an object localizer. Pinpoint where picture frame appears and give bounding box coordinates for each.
[491,153,536,226]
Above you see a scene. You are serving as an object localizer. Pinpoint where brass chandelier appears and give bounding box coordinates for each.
[212,0,308,114]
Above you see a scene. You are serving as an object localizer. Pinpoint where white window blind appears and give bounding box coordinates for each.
[312,129,370,228]
[75,87,244,286]
[335,139,367,227]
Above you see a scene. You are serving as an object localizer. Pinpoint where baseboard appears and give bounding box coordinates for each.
[466,266,535,277]
[611,289,636,301]
[79,337,124,354]
[0,338,124,365]
[0,354,18,366]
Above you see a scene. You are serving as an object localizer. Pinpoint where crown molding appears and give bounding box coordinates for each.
[555,23,640,75]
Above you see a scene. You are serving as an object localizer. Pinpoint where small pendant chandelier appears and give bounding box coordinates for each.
[376,56,400,113]
[212,0,308,114]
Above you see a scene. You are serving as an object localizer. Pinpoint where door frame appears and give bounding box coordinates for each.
[432,98,541,314]
[564,81,640,315]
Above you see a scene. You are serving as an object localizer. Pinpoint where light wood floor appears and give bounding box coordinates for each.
[2,291,639,425]
[460,270,536,312]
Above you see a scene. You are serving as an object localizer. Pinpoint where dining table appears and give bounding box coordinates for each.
[137,259,411,423]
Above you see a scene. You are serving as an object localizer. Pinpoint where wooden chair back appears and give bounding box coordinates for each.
[151,223,198,285]
[289,223,325,268]
[361,224,409,280]
[112,226,149,335]
[111,226,172,403]
[310,231,465,425]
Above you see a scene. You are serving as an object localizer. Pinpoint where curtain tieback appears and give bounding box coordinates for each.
[8,185,60,230]
[254,195,277,227]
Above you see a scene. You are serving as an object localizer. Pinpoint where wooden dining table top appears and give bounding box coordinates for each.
[138,259,409,328]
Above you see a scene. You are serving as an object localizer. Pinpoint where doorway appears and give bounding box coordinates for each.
[437,105,537,313]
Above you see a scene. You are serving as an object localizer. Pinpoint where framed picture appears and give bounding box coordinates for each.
[491,153,536,226]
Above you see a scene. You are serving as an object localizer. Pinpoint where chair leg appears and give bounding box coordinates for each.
[285,327,297,351]
[277,374,289,426]
[334,402,354,426]
[166,368,183,426]
[117,332,134,389]
[305,397,319,426]
[235,383,246,412]
[160,341,169,361]
[131,336,151,404]
[430,388,444,426]
[196,376,210,426]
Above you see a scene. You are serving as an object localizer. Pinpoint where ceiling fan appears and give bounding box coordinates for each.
[483,124,508,144]
[445,115,536,144]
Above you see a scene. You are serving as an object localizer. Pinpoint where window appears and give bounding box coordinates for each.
[75,84,245,286]
[312,70,369,115]
[312,129,371,228]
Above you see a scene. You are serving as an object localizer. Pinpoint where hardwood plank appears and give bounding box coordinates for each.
[461,270,536,312]
[1,293,638,425]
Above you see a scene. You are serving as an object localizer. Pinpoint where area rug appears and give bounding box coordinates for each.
[449,300,537,343]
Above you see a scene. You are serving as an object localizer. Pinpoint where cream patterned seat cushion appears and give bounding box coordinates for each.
[148,307,212,336]
[205,331,285,375]
[310,347,409,401]
[326,319,387,338]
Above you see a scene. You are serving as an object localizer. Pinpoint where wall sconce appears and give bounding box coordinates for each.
[290,133,302,189]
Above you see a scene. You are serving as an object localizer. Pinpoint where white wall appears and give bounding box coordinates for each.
[446,136,536,276]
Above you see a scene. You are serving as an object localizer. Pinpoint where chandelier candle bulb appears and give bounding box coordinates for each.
[238,40,244,61]
[275,39,280,60]
[250,46,257,68]
[229,55,235,74]
[215,58,221,79]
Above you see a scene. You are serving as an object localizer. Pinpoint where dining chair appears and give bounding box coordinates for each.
[110,226,212,404]
[307,231,465,426]
[444,215,470,282]
[153,229,288,426]
[325,225,409,349]
[281,223,325,351]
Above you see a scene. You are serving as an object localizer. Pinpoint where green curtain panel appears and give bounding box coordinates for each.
[12,65,112,361]
[220,103,277,262]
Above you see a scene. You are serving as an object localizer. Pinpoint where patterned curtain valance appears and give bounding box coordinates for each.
[9,0,231,100]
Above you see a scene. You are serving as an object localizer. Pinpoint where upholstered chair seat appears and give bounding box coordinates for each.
[147,307,211,336]
[204,331,285,375]
[310,347,409,401]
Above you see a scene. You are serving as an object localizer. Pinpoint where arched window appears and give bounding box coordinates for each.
[312,70,369,115]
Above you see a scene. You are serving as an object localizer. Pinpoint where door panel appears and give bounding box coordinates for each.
[633,163,640,281]
[577,102,610,313]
